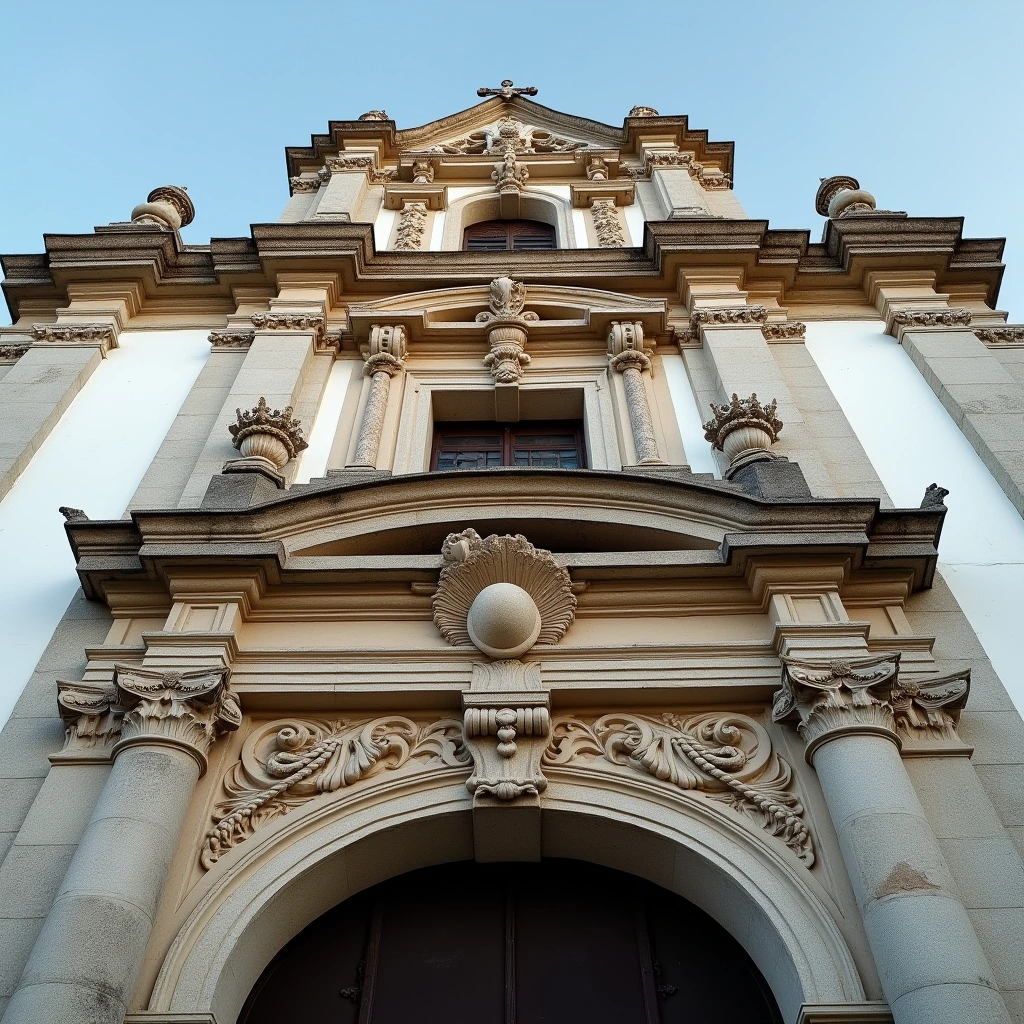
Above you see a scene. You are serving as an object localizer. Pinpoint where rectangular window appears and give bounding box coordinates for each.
[432,421,585,471]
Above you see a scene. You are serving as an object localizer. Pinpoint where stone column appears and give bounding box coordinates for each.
[607,320,663,465]
[773,655,1011,1024]
[2,667,240,1024]
[348,325,407,469]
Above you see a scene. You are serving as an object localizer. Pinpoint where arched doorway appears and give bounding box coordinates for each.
[239,859,781,1024]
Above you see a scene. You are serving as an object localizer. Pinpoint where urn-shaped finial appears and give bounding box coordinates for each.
[228,397,308,469]
[130,186,195,230]
[703,393,783,464]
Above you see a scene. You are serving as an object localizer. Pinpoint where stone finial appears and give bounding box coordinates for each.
[920,483,949,508]
[113,665,240,773]
[476,278,539,385]
[773,654,901,760]
[131,185,195,230]
[432,529,576,657]
[477,79,538,99]
[702,393,783,463]
[358,109,390,120]
[629,105,659,117]
[815,175,876,219]
[229,397,308,469]
[59,506,89,522]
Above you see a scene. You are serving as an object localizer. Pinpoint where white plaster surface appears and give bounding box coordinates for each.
[372,206,396,251]
[805,321,1024,713]
[571,208,590,249]
[662,351,719,475]
[623,201,645,248]
[293,358,354,483]
[428,210,446,251]
[0,331,210,729]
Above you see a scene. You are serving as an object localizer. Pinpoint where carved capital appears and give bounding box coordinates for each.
[31,323,117,353]
[692,305,769,329]
[200,714,468,868]
[689,163,732,190]
[113,665,240,773]
[773,654,901,761]
[702,392,783,463]
[365,324,407,367]
[289,176,323,194]
[208,329,254,350]
[762,321,807,342]
[975,326,1024,344]
[56,680,120,760]
[545,710,814,864]
[607,321,650,367]
[250,311,327,348]
[890,307,972,329]
[433,530,576,655]
[0,342,30,361]
[229,396,308,468]
[891,669,970,746]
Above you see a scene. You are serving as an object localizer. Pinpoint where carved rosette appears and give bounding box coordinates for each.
[773,655,901,760]
[200,715,469,868]
[544,711,814,865]
[702,393,783,464]
[229,397,308,468]
[432,530,576,650]
[476,277,539,385]
[464,703,551,801]
[591,198,626,247]
[113,666,240,773]
[56,680,121,757]
[393,201,429,250]
[350,325,408,468]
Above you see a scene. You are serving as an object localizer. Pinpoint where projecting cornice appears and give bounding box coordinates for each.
[62,468,945,604]
[1,216,1005,321]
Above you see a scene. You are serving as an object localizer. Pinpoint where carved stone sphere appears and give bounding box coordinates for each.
[467,583,542,659]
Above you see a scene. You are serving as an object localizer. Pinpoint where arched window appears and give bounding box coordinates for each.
[464,219,557,251]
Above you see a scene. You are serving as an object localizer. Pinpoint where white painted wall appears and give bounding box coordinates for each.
[805,321,1024,712]
[662,352,719,476]
[293,358,355,483]
[0,331,210,729]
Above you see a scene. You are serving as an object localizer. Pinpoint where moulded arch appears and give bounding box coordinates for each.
[441,188,577,250]
[145,774,866,1024]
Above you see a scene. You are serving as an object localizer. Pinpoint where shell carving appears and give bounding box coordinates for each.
[432,529,576,647]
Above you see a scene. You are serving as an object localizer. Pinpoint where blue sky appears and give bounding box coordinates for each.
[1,0,1021,323]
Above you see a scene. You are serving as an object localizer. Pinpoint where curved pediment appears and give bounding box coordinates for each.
[347,281,666,346]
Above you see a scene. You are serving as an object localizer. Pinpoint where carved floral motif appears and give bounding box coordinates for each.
[289,177,322,194]
[0,343,29,361]
[890,308,972,328]
[762,322,807,341]
[30,324,116,347]
[432,530,576,648]
[250,311,327,348]
[229,397,308,466]
[975,326,1024,344]
[208,330,254,350]
[56,680,120,754]
[475,277,539,384]
[591,198,626,247]
[890,669,970,744]
[393,202,428,250]
[492,123,530,193]
[544,711,814,865]
[201,716,469,868]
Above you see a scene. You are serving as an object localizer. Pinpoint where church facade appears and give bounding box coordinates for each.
[1,85,1024,1024]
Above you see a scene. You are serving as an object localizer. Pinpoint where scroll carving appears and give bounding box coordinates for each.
[476,277,539,385]
[891,669,970,744]
[201,716,469,868]
[464,705,551,800]
[544,711,814,865]
[56,680,120,754]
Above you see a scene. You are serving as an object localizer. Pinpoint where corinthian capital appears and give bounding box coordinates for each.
[113,665,241,773]
[56,680,120,759]
[773,654,900,760]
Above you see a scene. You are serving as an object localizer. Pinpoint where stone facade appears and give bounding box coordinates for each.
[0,91,1023,1024]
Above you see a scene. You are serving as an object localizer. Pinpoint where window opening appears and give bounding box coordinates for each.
[464,220,557,251]
[432,421,584,471]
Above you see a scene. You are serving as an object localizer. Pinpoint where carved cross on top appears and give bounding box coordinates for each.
[477,79,538,100]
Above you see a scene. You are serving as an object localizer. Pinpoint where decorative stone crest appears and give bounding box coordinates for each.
[762,322,807,342]
[200,715,469,868]
[56,680,120,756]
[349,325,408,468]
[544,711,814,865]
[358,109,390,120]
[815,175,876,219]
[975,326,1024,344]
[208,329,254,350]
[113,665,240,773]
[629,105,659,117]
[702,392,783,464]
[591,198,627,247]
[890,308,973,328]
[476,277,539,385]
[920,482,949,508]
[411,159,435,184]
[477,79,538,99]
[393,201,429,250]
[773,654,900,760]
[31,323,117,351]
[586,156,610,181]
[130,185,195,230]
[492,122,530,193]
[432,529,576,655]
[229,397,309,469]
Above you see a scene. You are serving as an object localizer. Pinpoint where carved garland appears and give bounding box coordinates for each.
[393,202,429,250]
[591,198,627,247]
[201,716,470,868]
[544,711,814,865]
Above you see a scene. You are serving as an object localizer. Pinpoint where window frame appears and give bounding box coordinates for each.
[430,420,587,472]
[462,219,557,252]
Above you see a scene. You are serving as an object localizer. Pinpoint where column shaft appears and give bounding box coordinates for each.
[621,364,660,463]
[350,369,392,468]
[812,733,1011,1023]
[1,745,200,1024]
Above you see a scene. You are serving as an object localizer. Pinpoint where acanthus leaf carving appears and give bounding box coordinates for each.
[591,198,627,247]
[890,308,972,328]
[975,326,1024,344]
[762,322,807,342]
[544,711,814,865]
[891,668,970,744]
[393,201,429,251]
[200,715,470,868]
[208,329,254,350]
[56,680,121,754]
